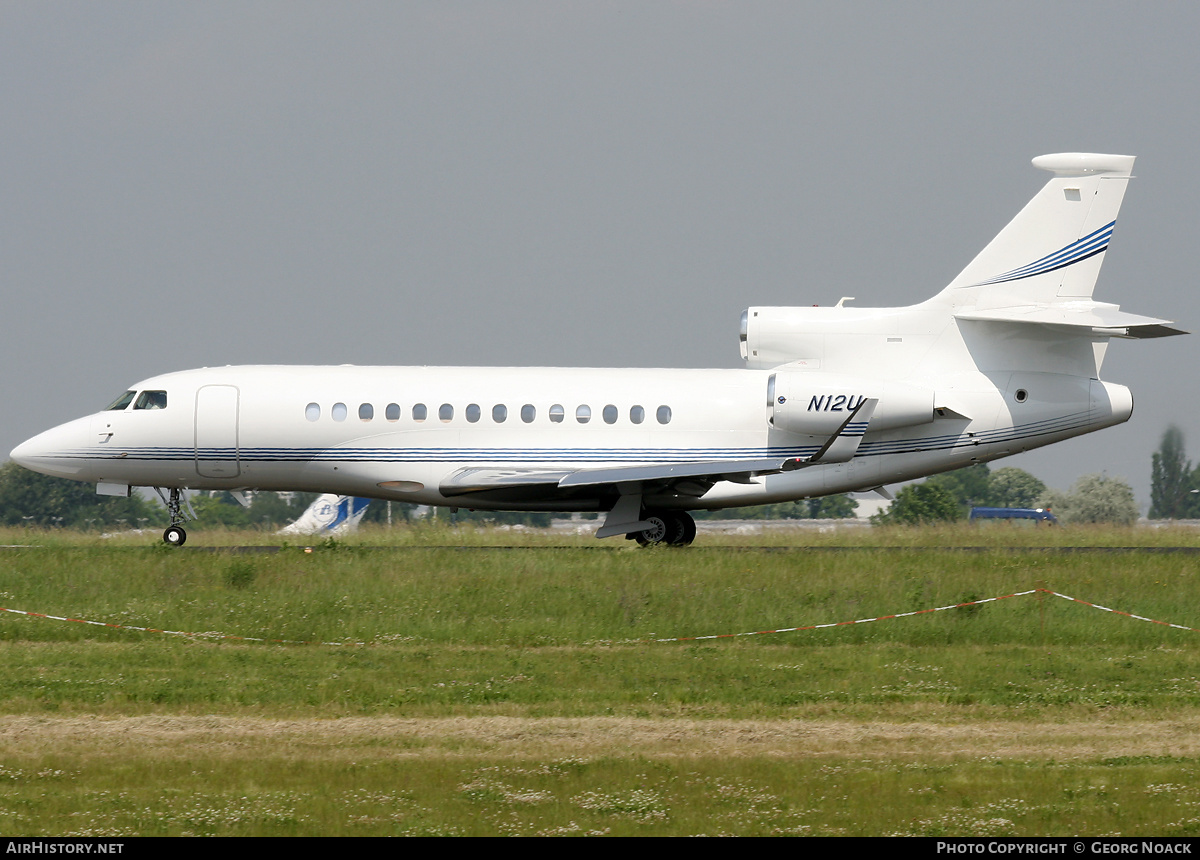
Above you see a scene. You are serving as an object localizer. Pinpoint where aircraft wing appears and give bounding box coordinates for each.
[439,457,804,499]
[556,456,806,488]
[439,398,879,503]
[440,467,572,498]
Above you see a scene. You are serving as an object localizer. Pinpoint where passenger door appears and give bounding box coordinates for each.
[195,385,240,478]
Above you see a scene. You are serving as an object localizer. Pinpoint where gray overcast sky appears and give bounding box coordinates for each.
[3,1,1197,507]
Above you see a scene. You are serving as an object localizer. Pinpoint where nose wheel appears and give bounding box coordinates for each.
[157,487,193,547]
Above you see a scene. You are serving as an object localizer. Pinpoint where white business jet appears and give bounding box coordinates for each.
[11,153,1183,547]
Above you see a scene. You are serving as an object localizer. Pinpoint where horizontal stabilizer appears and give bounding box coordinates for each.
[1125,324,1188,339]
[956,301,1185,337]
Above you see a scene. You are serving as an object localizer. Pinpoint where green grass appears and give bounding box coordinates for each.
[1,524,1199,834]
[5,754,1199,836]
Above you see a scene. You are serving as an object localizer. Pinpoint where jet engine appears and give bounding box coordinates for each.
[767,371,935,435]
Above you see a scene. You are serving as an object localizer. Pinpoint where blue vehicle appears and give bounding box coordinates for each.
[969,507,1058,525]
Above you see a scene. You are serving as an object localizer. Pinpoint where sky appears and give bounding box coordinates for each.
[2,1,1198,509]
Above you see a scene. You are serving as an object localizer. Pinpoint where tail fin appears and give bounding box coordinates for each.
[939,153,1135,310]
[277,494,371,535]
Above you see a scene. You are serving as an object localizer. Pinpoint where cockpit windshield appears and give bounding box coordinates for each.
[133,390,168,410]
[105,391,136,411]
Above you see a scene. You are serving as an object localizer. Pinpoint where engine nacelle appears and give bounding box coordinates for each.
[742,307,828,368]
[768,371,935,435]
[740,304,931,371]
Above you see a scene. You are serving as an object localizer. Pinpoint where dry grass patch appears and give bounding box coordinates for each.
[5,714,1200,762]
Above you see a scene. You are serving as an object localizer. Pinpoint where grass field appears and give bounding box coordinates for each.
[1,522,1199,836]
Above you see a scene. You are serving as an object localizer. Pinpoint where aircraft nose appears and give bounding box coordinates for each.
[10,436,37,468]
[10,432,53,469]
[9,419,92,479]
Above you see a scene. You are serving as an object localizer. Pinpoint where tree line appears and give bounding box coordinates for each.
[0,461,160,528]
[872,464,1139,526]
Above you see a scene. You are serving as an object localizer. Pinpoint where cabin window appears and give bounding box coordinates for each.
[133,390,167,410]
[602,404,618,425]
[359,403,373,421]
[521,404,536,423]
[413,403,427,422]
[332,402,348,422]
[576,405,592,424]
[549,404,565,424]
[439,403,454,422]
[305,402,321,421]
[466,403,481,423]
[656,405,672,424]
[630,405,645,424]
[106,391,137,411]
[492,404,507,423]
[386,403,401,421]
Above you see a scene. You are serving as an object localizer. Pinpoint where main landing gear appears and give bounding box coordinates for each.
[630,510,696,547]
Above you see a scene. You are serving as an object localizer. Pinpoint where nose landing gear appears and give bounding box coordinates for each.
[155,487,194,547]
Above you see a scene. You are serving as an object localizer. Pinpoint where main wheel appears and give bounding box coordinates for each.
[634,512,696,547]
[668,511,697,546]
[163,525,187,547]
[633,514,669,546]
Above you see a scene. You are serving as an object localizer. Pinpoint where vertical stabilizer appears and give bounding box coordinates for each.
[938,153,1135,310]
[277,494,371,535]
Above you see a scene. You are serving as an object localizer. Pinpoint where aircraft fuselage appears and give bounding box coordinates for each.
[11,362,1132,512]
